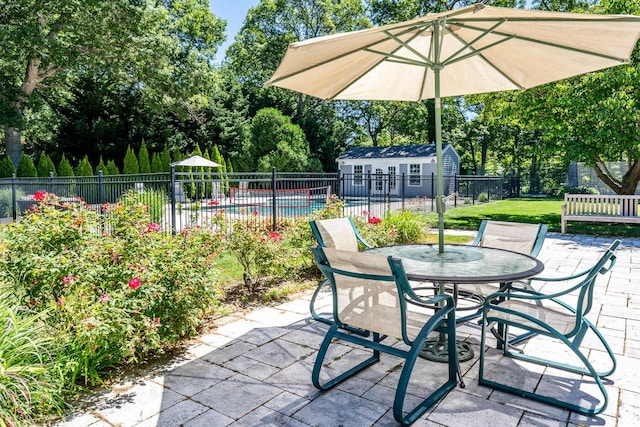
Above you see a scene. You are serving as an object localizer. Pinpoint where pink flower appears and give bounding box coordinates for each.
[146,223,161,233]
[62,275,78,284]
[100,294,111,302]
[33,191,48,201]
[269,232,283,242]
[368,216,382,224]
[362,210,369,216]
[57,298,64,306]
[253,210,259,216]
[128,278,142,290]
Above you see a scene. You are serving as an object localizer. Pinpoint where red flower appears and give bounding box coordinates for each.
[128,278,142,290]
[368,216,382,224]
[145,223,161,233]
[269,231,283,242]
[33,191,48,201]
[208,200,220,206]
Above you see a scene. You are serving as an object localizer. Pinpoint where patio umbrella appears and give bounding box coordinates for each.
[266,3,640,253]
[171,155,220,168]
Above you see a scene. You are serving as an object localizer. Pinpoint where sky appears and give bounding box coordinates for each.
[209,1,261,62]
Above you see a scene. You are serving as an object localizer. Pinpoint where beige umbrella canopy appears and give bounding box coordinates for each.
[266,3,640,253]
[171,155,220,168]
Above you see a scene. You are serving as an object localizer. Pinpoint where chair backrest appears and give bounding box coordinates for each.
[312,246,414,341]
[575,240,620,319]
[310,217,370,252]
[473,220,548,257]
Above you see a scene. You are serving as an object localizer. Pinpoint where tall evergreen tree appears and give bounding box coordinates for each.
[106,160,120,175]
[151,152,163,173]
[75,156,94,176]
[57,155,74,177]
[37,152,56,177]
[123,146,139,174]
[17,155,37,177]
[96,156,108,174]
[0,157,16,178]
[138,140,151,173]
[160,146,172,172]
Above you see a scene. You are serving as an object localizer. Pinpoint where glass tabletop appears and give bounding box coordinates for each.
[367,244,544,283]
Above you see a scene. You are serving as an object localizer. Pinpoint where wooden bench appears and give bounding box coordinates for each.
[561,193,640,233]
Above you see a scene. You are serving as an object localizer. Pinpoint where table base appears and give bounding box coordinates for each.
[419,337,474,363]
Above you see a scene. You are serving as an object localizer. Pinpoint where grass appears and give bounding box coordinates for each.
[444,198,640,237]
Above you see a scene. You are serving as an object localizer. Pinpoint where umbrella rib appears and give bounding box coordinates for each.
[442,19,507,65]
[453,21,633,63]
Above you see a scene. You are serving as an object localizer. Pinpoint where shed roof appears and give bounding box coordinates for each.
[337,143,453,160]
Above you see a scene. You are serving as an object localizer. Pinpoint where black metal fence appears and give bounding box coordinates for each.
[0,169,505,232]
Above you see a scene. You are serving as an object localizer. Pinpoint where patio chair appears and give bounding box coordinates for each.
[478,239,620,416]
[456,220,548,327]
[311,246,460,426]
[308,217,373,324]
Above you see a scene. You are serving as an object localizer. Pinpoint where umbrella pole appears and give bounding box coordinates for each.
[434,69,445,255]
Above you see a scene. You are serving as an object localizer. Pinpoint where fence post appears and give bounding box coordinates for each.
[431,172,435,211]
[454,173,458,207]
[367,172,371,216]
[170,165,176,235]
[401,173,405,210]
[11,174,17,221]
[271,167,277,232]
[98,170,104,205]
[49,171,54,194]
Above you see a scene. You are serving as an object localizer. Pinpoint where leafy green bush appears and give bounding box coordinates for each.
[224,216,289,290]
[0,194,223,388]
[0,297,64,426]
[121,188,168,224]
[356,209,432,246]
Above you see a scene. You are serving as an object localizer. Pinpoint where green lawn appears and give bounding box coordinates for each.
[444,198,640,237]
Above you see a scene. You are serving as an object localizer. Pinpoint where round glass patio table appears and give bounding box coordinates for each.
[366,244,544,362]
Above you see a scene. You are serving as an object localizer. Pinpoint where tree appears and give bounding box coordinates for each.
[123,146,139,174]
[95,157,108,175]
[151,152,164,173]
[0,156,15,178]
[138,140,151,173]
[1,0,226,168]
[57,155,74,177]
[75,156,93,177]
[17,155,37,177]
[106,160,120,175]
[160,146,172,172]
[37,152,56,177]
[0,0,146,168]
[242,108,320,172]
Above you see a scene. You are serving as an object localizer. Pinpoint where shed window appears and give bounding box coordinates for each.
[409,164,421,186]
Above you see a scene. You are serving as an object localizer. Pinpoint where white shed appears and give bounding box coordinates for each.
[336,143,460,198]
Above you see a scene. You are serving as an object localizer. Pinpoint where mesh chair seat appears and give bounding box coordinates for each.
[488,300,577,336]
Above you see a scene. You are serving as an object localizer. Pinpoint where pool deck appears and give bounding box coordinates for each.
[53,232,640,427]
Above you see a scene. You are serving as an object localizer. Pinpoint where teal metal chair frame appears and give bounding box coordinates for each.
[478,240,620,416]
[309,217,373,325]
[311,246,459,426]
[458,220,548,339]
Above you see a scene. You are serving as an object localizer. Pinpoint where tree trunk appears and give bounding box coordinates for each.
[4,126,21,170]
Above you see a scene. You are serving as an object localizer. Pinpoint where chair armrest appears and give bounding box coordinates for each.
[406,292,454,310]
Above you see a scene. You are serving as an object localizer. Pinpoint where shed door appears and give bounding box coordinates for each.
[372,168,386,196]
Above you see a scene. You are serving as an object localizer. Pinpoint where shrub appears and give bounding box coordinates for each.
[0,156,15,178]
[37,152,56,177]
[17,154,37,177]
[477,192,489,203]
[224,216,289,290]
[0,194,224,388]
[57,155,74,177]
[356,209,432,246]
[121,188,168,225]
[0,187,23,218]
